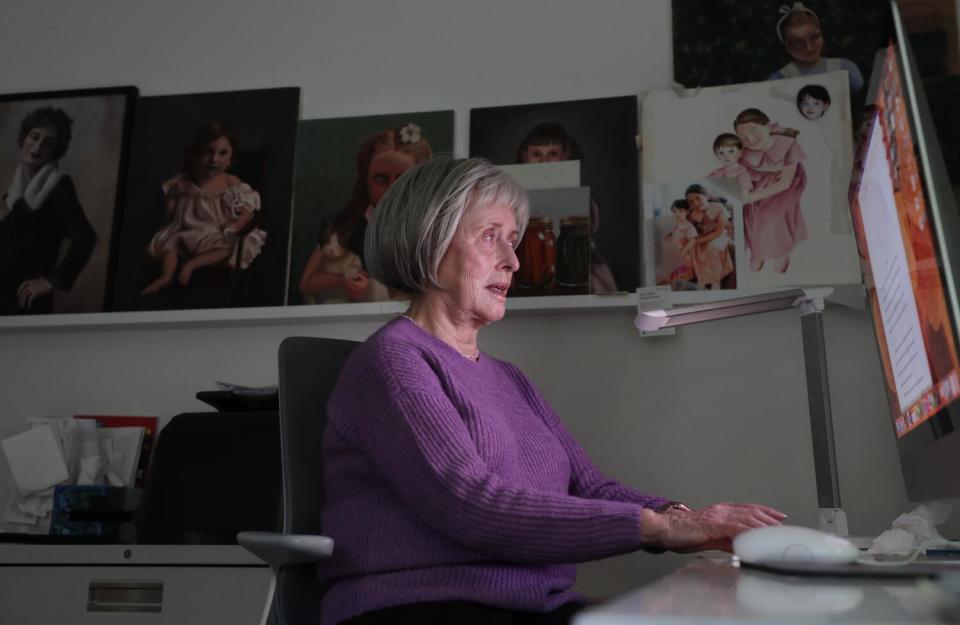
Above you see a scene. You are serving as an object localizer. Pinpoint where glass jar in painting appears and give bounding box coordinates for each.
[556,216,590,288]
[515,216,556,290]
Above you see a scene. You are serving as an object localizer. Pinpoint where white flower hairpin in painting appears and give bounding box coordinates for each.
[399,123,422,145]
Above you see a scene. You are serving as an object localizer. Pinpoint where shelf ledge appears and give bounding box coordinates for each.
[0,285,863,334]
[0,294,639,333]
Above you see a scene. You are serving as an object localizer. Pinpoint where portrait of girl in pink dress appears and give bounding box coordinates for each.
[734,108,808,274]
[141,121,266,295]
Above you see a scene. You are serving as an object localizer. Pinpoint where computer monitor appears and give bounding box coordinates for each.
[849,0,960,502]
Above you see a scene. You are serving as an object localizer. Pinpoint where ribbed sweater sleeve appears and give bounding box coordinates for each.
[327,335,650,564]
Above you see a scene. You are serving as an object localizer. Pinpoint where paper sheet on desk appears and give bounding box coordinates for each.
[0,425,70,496]
[215,381,279,397]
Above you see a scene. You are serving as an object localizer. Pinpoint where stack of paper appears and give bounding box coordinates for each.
[0,416,151,534]
[0,424,71,533]
[1,425,70,496]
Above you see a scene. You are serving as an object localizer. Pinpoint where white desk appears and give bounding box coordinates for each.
[0,544,271,624]
[575,556,956,625]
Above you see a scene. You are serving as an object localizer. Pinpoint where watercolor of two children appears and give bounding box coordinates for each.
[668,103,807,289]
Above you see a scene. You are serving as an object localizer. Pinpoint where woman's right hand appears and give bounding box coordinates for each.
[642,503,786,553]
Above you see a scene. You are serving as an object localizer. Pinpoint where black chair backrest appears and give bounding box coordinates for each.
[274,337,357,625]
[278,336,358,535]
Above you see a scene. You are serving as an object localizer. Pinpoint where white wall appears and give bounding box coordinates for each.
[0,0,942,599]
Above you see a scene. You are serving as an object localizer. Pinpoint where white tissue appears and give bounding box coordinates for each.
[868,502,952,556]
[77,455,103,486]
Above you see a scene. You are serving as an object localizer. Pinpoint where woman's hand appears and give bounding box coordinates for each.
[17,277,54,310]
[643,503,786,553]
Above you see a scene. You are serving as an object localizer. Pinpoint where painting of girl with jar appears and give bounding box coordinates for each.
[469,96,639,295]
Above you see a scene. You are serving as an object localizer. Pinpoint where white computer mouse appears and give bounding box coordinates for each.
[733,525,860,564]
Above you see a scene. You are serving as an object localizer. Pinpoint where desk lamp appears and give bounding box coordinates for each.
[635,288,857,541]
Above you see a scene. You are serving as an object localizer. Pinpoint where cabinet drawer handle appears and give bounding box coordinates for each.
[87,580,163,613]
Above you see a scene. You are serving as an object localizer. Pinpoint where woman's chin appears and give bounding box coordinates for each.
[478,303,507,325]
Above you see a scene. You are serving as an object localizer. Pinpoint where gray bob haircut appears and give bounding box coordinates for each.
[364,156,529,294]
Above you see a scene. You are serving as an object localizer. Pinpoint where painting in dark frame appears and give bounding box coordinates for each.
[0,86,137,315]
[112,87,299,311]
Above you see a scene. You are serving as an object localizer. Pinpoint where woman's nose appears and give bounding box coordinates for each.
[502,241,520,272]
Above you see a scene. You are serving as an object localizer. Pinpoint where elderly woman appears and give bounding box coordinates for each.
[320,157,784,625]
[0,106,96,314]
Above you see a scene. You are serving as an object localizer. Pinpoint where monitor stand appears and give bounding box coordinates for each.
[819,508,873,549]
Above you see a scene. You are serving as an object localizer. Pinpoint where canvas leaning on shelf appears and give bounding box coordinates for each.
[642,71,861,294]
[0,87,137,316]
[287,110,454,306]
[111,87,300,312]
[470,95,640,295]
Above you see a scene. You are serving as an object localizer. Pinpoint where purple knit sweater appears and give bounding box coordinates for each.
[318,317,669,625]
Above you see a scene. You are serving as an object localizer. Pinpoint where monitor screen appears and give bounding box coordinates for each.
[849,1,960,502]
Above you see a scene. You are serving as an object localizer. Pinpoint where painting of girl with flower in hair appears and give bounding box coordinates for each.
[288,111,454,305]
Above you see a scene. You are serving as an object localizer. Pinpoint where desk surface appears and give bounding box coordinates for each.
[574,556,956,625]
[0,543,265,566]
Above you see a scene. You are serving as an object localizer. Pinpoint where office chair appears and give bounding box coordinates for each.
[238,336,358,625]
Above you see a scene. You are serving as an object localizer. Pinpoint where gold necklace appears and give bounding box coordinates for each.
[400,314,480,360]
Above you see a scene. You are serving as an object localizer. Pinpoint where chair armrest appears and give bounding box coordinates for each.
[237,530,334,567]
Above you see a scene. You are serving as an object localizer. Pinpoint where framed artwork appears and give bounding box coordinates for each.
[672,0,888,116]
[111,87,299,311]
[470,96,639,294]
[642,71,861,294]
[0,86,136,315]
[288,111,454,305]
